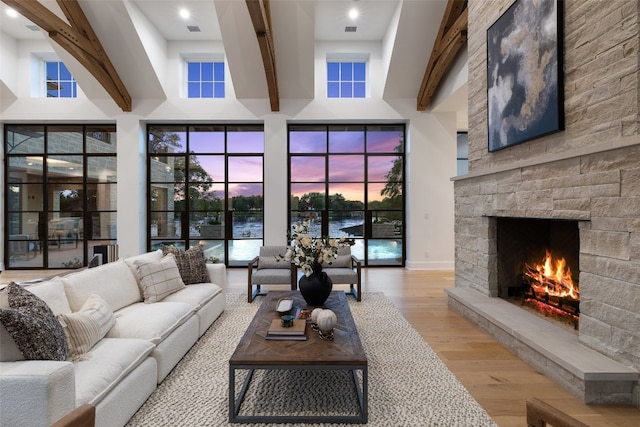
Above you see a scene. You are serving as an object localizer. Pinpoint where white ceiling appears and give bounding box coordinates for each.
[0,0,467,127]
[0,1,403,45]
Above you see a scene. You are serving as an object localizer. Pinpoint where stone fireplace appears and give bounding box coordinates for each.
[449,0,640,407]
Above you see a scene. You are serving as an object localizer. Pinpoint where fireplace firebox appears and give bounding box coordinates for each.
[496,218,580,328]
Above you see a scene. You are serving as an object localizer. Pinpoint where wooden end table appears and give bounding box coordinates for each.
[228,290,368,423]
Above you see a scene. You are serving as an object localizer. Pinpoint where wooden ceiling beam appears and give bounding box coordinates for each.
[1,0,132,111]
[246,0,279,112]
[417,0,468,111]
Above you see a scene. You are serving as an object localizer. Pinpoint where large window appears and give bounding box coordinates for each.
[288,124,404,266]
[4,125,117,269]
[147,125,264,266]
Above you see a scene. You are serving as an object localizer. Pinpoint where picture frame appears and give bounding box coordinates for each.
[486,0,564,152]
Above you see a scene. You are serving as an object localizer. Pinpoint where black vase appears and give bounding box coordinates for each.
[298,267,333,307]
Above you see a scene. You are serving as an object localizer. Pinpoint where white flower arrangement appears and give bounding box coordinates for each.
[283,220,354,277]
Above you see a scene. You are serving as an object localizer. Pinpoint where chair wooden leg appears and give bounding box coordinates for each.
[346,284,361,301]
[248,284,263,303]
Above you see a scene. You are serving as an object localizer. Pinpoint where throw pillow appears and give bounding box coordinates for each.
[162,245,209,285]
[134,253,186,303]
[0,282,68,361]
[57,294,116,360]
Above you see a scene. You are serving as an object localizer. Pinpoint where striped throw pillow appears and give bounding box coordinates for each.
[57,294,115,360]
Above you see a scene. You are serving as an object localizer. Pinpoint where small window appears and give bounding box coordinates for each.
[45,62,77,98]
[187,61,225,98]
[457,132,469,175]
[327,61,366,98]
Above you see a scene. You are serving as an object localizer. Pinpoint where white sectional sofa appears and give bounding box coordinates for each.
[0,249,226,427]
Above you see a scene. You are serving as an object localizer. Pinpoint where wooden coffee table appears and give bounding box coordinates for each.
[228,290,368,423]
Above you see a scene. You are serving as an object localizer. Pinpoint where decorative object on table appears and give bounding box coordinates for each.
[311,308,324,327]
[280,314,294,328]
[487,0,564,152]
[282,220,354,306]
[316,309,337,341]
[276,298,293,314]
[298,267,333,307]
[265,318,307,341]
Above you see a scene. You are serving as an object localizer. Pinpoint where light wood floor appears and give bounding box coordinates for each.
[3,267,640,426]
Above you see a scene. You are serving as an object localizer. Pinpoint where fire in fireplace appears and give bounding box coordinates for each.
[496,217,580,329]
[522,250,579,329]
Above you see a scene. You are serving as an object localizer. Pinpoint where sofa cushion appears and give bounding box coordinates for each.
[26,278,72,316]
[0,282,68,361]
[57,294,116,360]
[73,337,155,406]
[162,283,223,311]
[162,245,209,285]
[133,253,186,303]
[106,301,193,344]
[123,249,163,271]
[62,260,142,312]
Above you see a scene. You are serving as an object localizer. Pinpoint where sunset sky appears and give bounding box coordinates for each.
[158,127,401,201]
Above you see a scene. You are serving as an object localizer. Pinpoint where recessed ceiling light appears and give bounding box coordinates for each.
[348,8,359,20]
[179,8,190,20]
[6,8,19,18]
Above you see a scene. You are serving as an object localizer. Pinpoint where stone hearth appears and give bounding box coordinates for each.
[447,287,638,405]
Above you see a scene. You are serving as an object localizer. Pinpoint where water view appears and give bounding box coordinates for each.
[190,217,403,266]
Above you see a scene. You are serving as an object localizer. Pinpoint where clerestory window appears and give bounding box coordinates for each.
[186,61,225,98]
[45,62,77,98]
[327,61,366,98]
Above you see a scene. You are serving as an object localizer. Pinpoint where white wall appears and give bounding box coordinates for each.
[0,36,459,270]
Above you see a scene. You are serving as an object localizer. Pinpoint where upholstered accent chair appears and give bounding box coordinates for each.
[322,246,362,301]
[247,246,296,303]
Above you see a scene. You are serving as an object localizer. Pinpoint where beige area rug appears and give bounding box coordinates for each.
[126,293,498,426]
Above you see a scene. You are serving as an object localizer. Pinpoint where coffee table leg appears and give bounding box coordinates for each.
[230,367,255,422]
[362,366,368,423]
[229,366,236,422]
[350,367,368,423]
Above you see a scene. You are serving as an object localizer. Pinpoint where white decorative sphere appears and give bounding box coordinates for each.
[316,309,337,332]
[310,308,324,324]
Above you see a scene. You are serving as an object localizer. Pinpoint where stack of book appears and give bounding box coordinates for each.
[265,319,307,341]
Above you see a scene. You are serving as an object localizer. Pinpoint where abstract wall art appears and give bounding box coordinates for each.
[487,0,564,152]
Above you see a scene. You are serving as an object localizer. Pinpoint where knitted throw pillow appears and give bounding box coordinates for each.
[162,245,209,285]
[0,282,68,361]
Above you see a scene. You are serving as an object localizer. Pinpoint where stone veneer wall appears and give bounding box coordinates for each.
[454,0,640,401]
